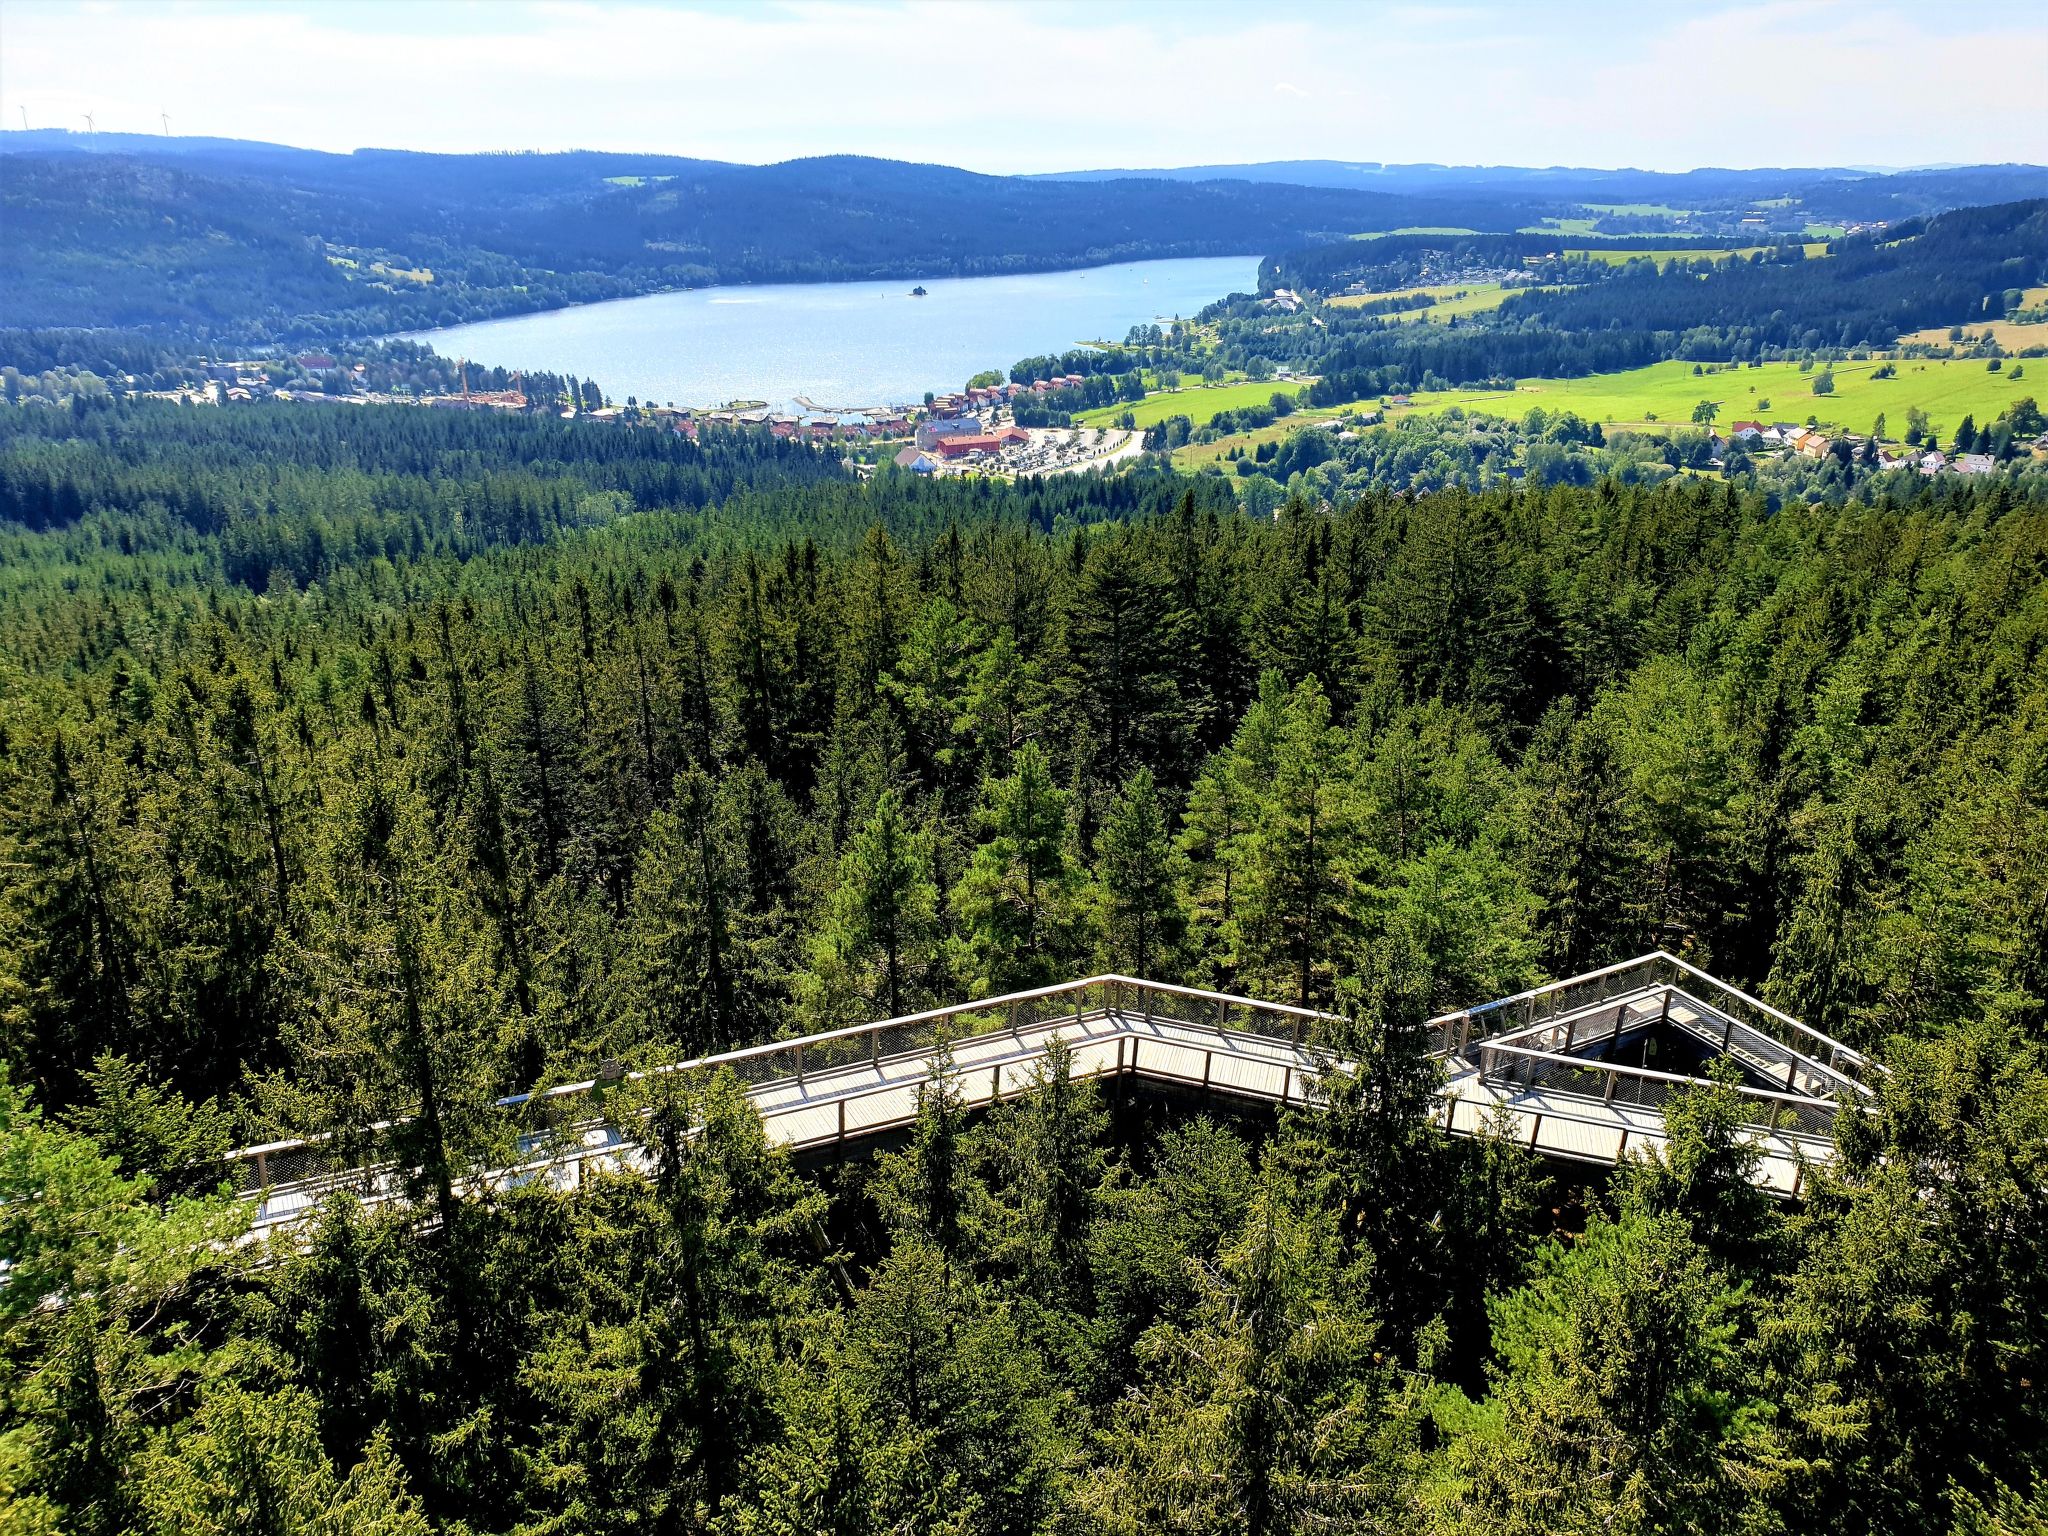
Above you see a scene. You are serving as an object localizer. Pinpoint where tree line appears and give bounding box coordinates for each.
[1,399,2046,1531]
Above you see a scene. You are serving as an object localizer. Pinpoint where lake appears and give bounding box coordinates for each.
[401,255,1260,411]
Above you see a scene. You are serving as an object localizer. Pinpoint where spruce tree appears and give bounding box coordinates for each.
[803,789,941,1023]
[1093,766,1186,980]
[951,742,1088,994]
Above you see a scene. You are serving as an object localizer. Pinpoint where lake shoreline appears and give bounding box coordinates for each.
[398,255,1261,417]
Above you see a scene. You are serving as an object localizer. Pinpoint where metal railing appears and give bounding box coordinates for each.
[218,959,1869,1223]
[1426,952,1883,1097]
[1473,1039,1839,1140]
[222,975,1340,1198]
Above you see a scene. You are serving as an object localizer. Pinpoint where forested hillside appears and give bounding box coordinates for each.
[0,139,1549,349]
[1245,200,2048,401]
[2,400,2046,1532]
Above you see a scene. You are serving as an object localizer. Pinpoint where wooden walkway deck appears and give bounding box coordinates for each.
[231,960,1866,1230]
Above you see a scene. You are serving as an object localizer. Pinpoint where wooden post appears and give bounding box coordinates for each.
[794,1044,806,1088]
[1116,1034,1125,1075]
[1202,1049,1213,1090]
[1603,1068,1618,1105]
[992,1063,1002,1100]
[1528,1113,1543,1150]
[1290,1012,1302,1045]
[837,1097,847,1140]
[253,1150,269,1188]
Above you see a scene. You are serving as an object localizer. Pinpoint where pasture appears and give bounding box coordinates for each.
[1399,356,2037,439]
[1074,377,1312,429]
[1348,226,1481,239]
[1569,241,1831,268]
[1325,282,1526,321]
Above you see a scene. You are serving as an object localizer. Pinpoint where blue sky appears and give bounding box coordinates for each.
[5,0,2044,172]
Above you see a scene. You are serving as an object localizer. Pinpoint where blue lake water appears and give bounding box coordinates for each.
[401,255,1259,411]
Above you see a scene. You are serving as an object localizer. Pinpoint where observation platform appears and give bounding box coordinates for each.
[222,955,1880,1231]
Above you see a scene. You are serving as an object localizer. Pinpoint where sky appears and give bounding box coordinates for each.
[3,0,2045,174]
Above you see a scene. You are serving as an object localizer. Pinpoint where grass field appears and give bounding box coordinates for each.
[1074,378,1311,429]
[1399,356,2037,439]
[1522,218,1604,236]
[1348,226,1480,240]
[1571,241,1831,268]
[1583,203,1692,218]
[1169,408,1365,469]
[1898,319,2048,350]
[1324,282,1523,320]
[1899,288,2048,350]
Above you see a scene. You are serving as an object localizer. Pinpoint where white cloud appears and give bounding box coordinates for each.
[0,0,2041,171]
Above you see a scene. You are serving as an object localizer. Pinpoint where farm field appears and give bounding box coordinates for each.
[1571,241,1831,268]
[1325,282,1531,321]
[1583,202,1692,217]
[1074,377,1310,429]
[1169,409,1363,469]
[1899,288,2048,350]
[1397,356,2038,439]
[1348,226,1480,239]
[1897,318,2048,350]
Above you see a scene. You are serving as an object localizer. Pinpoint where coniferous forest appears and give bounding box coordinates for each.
[3,399,2047,1534]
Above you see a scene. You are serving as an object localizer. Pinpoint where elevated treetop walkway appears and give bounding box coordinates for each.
[224,955,1879,1231]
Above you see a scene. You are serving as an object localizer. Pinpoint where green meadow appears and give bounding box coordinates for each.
[1569,241,1831,268]
[1326,282,1529,321]
[1075,377,1310,429]
[1399,356,2038,439]
[1348,226,1480,239]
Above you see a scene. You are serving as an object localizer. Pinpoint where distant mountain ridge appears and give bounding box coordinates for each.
[1033,157,2048,217]
[0,136,1559,346]
[4,131,2045,354]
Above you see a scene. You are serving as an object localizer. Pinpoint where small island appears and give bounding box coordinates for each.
[909,284,928,297]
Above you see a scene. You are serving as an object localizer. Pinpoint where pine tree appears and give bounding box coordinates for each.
[1082,1166,1391,1536]
[1229,677,1368,1009]
[803,789,942,1024]
[1058,530,1183,789]
[951,742,1088,994]
[1093,766,1186,980]
[1516,699,1644,974]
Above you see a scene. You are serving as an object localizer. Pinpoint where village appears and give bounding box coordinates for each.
[121,353,2041,486]
[134,356,1143,480]
[1717,418,2012,476]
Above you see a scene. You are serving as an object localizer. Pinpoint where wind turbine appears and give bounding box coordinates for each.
[161,111,171,136]
[18,107,26,131]
[81,111,94,133]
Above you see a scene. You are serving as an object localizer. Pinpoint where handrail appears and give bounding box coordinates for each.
[1427,952,1664,1026]
[507,973,1338,1107]
[226,975,1340,1173]
[1429,952,1883,1091]
[1657,952,1884,1075]
[1483,981,1870,1099]
[1471,1039,1848,1112]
